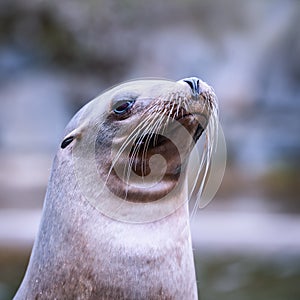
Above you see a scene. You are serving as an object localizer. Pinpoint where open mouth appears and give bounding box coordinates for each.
[128,133,181,177]
[175,113,206,143]
[131,133,171,152]
[126,112,207,178]
[131,113,206,153]
[193,124,205,142]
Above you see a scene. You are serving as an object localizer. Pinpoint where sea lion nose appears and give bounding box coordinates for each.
[181,77,201,96]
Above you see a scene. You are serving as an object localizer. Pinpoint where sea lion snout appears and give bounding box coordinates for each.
[181,77,201,96]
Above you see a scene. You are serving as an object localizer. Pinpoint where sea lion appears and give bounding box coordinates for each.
[14,77,218,299]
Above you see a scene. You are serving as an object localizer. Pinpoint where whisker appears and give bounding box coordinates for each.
[189,100,219,219]
[105,114,155,188]
[128,114,160,179]
[140,114,163,175]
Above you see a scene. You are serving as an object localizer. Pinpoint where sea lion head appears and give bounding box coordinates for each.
[60,78,218,222]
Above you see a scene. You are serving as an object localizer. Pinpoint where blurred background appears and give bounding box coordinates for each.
[0,0,300,299]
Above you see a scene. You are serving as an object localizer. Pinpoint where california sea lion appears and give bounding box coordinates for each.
[14,77,218,299]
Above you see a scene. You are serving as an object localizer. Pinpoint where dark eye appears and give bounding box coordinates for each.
[113,100,135,115]
[61,136,74,149]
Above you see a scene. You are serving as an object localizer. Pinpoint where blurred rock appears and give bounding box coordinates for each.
[0,70,69,153]
[0,0,300,209]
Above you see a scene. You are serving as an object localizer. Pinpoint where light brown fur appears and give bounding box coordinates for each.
[14,79,217,299]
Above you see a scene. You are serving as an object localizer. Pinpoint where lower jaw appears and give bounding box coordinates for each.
[103,169,185,203]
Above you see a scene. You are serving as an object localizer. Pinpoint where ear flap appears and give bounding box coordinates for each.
[61,136,74,149]
[60,123,87,149]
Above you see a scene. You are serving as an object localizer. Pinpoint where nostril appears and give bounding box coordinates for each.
[182,77,201,96]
